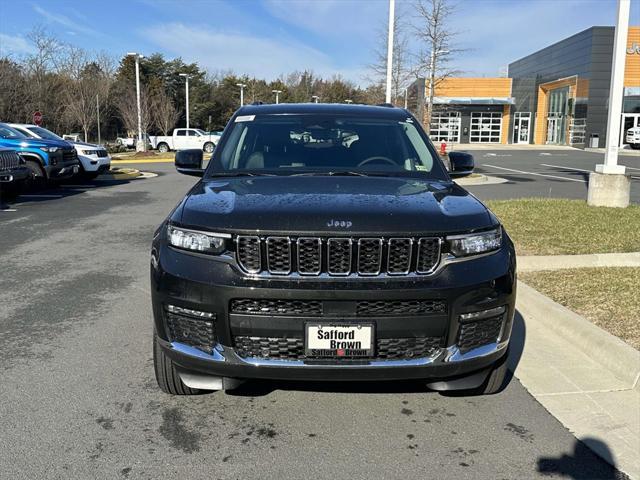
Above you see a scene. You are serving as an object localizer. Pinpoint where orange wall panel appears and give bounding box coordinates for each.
[435,78,512,97]
[625,27,640,87]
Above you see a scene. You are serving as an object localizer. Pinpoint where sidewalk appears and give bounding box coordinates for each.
[514,282,640,479]
[518,252,640,272]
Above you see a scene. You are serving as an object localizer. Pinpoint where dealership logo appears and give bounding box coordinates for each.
[628,42,640,55]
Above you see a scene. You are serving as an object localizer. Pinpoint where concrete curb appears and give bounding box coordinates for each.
[518,252,640,271]
[454,174,509,186]
[517,281,640,390]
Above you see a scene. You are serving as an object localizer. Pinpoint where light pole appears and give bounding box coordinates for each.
[272,89,282,104]
[179,73,191,128]
[311,95,319,103]
[127,52,145,152]
[385,0,395,104]
[426,48,449,133]
[236,83,247,106]
[587,0,631,207]
[404,88,408,109]
[96,94,101,145]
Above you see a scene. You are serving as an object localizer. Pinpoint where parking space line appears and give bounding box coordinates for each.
[482,164,587,183]
[1,207,17,212]
[541,163,640,180]
[540,163,590,173]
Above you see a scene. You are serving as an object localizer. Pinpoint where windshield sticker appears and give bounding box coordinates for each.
[415,165,428,171]
[235,115,255,123]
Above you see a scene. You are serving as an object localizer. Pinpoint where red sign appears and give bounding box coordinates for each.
[33,111,43,126]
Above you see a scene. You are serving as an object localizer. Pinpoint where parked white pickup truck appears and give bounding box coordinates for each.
[626,127,640,149]
[149,128,220,153]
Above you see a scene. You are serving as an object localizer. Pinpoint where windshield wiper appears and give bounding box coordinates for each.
[292,171,372,177]
[209,172,276,177]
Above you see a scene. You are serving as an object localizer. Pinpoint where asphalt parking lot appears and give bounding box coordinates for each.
[0,157,629,479]
[459,147,640,204]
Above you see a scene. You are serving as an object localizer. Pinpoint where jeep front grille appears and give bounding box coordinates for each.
[236,235,441,277]
[0,150,21,171]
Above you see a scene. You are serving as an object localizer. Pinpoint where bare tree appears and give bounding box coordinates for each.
[115,85,151,137]
[150,88,180,135]
[60,47,114,141]
[413,0,464,130]
[369,5,413,106]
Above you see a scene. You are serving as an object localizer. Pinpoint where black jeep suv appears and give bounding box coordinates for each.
[151,104,516,395]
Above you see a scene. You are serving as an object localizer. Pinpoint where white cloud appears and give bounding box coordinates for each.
[32,4,98,37]
[142,22,369,83]
[0,33,36,56]
[263,0,386,39]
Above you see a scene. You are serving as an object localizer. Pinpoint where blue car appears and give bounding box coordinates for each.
[0,122,79,184]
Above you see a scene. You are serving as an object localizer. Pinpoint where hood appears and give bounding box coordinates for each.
[0,137,72,149]
[176,176,494,235]
[73,141,103,148]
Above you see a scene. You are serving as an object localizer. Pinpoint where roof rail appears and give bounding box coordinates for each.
[376,103,397,108]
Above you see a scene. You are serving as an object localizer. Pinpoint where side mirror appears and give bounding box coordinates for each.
[448,151,474,178]
[175,149,204,177]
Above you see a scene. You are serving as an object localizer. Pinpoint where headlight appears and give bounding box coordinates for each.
[39,146,59,153]
[82,149,96,155]
[167,225,228,254]
[447,228,502,257]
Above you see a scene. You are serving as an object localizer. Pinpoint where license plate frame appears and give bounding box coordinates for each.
[305,323,374,358]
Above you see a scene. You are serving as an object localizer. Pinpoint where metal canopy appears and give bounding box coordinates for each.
[433,97,515,105]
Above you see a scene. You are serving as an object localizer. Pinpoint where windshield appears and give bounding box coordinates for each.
[27,126,63,141]
[209,114,447,179]
[195,129,207,136]
[0,124,27,139]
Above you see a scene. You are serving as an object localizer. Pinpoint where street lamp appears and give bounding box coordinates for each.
[179,73,191,129]
[272,89,282,104]
[385,0,395,104]
[236,83,247,106]
[311,95,319,103]
[426,48,449,133]
[126,52,145,152]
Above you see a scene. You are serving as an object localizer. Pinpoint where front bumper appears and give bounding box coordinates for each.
[78,154,111,173]
[151,237,517,382]
[45,161,79,180]
[0,165,31,184]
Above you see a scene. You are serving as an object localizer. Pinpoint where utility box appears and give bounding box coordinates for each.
[589,134,599,148]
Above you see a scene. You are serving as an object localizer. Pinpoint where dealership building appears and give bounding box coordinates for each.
[410,26,639,147]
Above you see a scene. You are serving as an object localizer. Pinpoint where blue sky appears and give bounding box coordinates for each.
[0,0,635,83]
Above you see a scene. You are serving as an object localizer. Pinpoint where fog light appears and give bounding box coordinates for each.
[166,304,215,319]
[459,305,506,322]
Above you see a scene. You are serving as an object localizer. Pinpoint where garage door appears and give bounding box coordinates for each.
[430,112,461,143]
[470,112,502,143]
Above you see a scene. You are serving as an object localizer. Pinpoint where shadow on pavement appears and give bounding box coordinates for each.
[538,437,625,479]
[2,169,152,208]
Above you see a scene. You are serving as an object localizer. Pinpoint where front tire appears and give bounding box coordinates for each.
[25,160,46,188]
[203,142,215,153]
[477,348,510,395]
[157,143,170,154]
[153,335,200,395]
[631,143,640,150]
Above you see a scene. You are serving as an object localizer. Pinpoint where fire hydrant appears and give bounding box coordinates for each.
[440,141,447,156]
